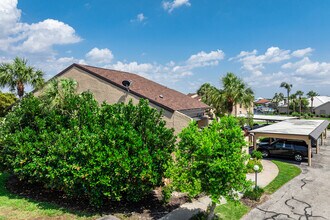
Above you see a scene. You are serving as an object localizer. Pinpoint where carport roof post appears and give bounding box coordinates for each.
[250,119,330,166]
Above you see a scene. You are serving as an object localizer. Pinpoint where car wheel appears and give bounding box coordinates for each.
[294,154,303,162]
[261,150,269,158]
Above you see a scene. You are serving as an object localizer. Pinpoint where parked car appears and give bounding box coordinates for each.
[257,139,311,162]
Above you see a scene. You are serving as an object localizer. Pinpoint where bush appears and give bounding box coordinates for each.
[320,114,326,118]
[302,113,310,119]
[251,150,262,160]
[246,159,263,173]
[243,186,264,201]
[291,112,300,117]
[0,91,176,206]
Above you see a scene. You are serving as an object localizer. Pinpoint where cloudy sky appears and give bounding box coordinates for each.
[1,0,330,98]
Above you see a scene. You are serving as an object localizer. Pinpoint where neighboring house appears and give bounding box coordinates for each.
[311,96,330,115]
[254,98,271,107]
[37,64,210,134]
[234,103,253,116]
[254,98,274,114]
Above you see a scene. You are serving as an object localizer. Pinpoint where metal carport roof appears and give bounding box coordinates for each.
[250,119,329,166]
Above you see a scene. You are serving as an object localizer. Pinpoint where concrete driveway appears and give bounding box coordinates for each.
[243,136,330,220]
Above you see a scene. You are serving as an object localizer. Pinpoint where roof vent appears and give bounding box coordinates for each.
[122,80,132,92]
[159,94,164,98]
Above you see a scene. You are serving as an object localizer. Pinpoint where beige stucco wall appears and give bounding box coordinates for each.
[315,102,330,115]
[45,66,192,134]
[232,103,253,116]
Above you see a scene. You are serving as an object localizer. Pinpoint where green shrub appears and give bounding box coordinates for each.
[320,114,326,118]
[246,159,263,173]
[251,150,262,160]
[291,112,300,117]
[0,91,175,207]
[302,113,310,119]
[243,186,264,201]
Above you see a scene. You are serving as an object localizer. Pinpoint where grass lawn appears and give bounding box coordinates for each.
[215,200,250,220]
[264,160,301,194]
[0,173,98,220]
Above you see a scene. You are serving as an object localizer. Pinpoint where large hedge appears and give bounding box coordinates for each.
[0,88,175,206]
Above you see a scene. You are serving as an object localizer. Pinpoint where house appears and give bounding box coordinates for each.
[39,64,210,134]
[311,96,330,115]
[254,98,274,114]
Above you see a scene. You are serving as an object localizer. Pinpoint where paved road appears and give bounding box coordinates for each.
[243,136,330,220]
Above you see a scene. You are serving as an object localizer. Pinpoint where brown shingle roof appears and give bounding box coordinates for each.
[59,64,209,112]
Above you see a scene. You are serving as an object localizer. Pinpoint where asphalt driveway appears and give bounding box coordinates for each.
[243,135,330,220]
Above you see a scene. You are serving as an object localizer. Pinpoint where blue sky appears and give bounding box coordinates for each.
[1,0,330,98]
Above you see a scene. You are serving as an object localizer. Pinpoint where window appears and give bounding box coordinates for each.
[275,142,284,149]
[283,143,294,150]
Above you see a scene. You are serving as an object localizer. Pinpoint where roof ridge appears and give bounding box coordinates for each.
[71,64,210,111]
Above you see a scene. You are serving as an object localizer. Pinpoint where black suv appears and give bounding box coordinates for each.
[257,139,310,162]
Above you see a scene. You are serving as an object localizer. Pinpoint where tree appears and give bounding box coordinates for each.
[307,90,319,114]
[40,78,78,109]
[167,117,249,219]
[0,57,44,99]
[197,83,225,116]
[295,90,304,116]
[0,92,17,117]
[197,73,254,116]
[280,82,292,115]
[290,93,297,113]
[272,92,284,113]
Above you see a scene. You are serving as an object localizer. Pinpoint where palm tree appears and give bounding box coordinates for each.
[272,92,284,113]
[197,83,225,116]
[295,90,304,116]
[280,82,292,115]
[290,93,297,113]
[221,73,254,116]
[0,57,44,99]
[40,78,78,108]
[307,90,319,114]
[197,73,254,117]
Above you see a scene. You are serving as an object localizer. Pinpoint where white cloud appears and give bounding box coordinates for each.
[187,50,225,67]
[0,0,81,54]
[172,50,225,73]
[282,57,330,77]
[232,47,292,76]
[292,47,313,58]
[131,13,147,23]
[85,47,114,64]
[163,0,191,13]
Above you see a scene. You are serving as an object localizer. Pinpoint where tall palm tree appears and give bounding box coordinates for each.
[221,72,254,116]
[295,90,304,116]
[307,90,319,114]
[280,82,292,115]
[0,57,44,99]
[197,73,254,117]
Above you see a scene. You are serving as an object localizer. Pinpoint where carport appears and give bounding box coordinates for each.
[250,119,329,166]
[253,115,298,123]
